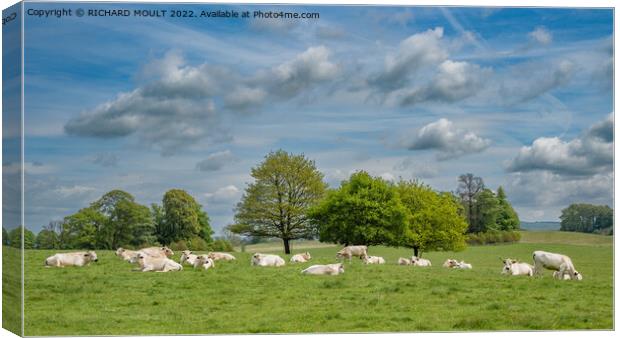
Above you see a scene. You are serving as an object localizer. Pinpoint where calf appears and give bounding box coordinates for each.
[45,251,98,267]
[362,255,385,264]
[336,245,368,262]
[207,252,236,261]
[290,252,312,263]
[532,250,582,280]
[501,258,533,276]
[180,250,199,266]
[251,253,285,267]
[193,255,215,270]
[302,263,344,275]
[411,257,432,267]
[136,253,182,272]
[398,257,412,265]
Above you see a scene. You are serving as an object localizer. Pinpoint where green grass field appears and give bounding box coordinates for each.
[22,231,613,335]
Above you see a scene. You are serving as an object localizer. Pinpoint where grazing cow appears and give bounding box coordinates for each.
[193,255,215,270]
[362,255,385,264]
[207,252,236,261]
[532,250,582,280]
[45,251,98,267]
[443,259,459,268]
[336,245,368,262]
[251,253,285,267]
[136,253,182,272]
[398,257,412,265]
[115,248,139,262]
[501,258,534,276]
[456,261,473,269]
[180,250,199,266]
[140,246,174,258]
[302,263,344,275]
[411,257,432,267]
[290,252,312,263]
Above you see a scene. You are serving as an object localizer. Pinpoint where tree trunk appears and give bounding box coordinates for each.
[283,238,291,254]
[413,246,419,258]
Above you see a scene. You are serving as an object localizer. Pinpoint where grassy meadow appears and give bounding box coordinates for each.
[22,231,612,335]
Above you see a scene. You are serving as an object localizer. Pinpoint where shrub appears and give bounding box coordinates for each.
[466,231,520,246]
[169,240,188,251]
[210,239,234,252]
[188,236,208,251]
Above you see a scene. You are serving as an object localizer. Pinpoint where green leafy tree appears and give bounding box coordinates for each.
[473,189,501,233]
[155,189,213,245]
[60,208,104,249]
[35,221,62,249]
[9,226,35,249]
[496,186,520,231]
[309,171,407,247]
[233,150,327,254]
[396,180,468,257]
[560,203,613,234]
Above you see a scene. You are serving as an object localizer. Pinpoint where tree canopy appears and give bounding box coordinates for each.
[232,150,327,254]
[560,203,613,234]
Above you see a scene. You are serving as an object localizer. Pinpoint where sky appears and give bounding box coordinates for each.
[12,3,613,233]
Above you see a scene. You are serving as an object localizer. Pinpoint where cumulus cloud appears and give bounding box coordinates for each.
[506,113,613,176]
[400,60,491,106]
[528,27,553,45]
[399,118,491,160]
[65,47,338,156]
[196,150,237,172]
[204,185,241,203]
[91,153,118,167]
[369,27,448,92]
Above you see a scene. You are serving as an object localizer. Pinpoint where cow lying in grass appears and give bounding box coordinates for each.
[302,263,344,275]
[115,248,140,262]
[136,253,182,272]
[207,252,236,261]
[290,252,311,263]
[140,246,174,258]
[411,257,432,267]
[443,259,472,269]
[251,253,285,267]
[193,255,215,270]
[398,257,412,265]
[362,255,385,264]
[45,251,98,267]
[180,250,199,266]
[501,258,534,276]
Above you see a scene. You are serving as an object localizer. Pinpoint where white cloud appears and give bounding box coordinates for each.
[506,114,613,176]
[529,27,553,45]
[204,185,241,204]
[379,172,396,182]
[196,150,237,172]
[399,118,491,160]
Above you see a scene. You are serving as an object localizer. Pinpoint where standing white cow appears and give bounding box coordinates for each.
[45,251,98,267]
[501,258,534,276]
[290,252,312,263]
[411,257,432,267]
[193,255,215,270]
[207,252,236,261]
[362,255,385,264]
[336,246,368,262]
[398,257,412,265]
[302,263,344,275]
[532,250,582,280]
[251,253,286,267]
[136,253,183,272]
[180,250,199,266]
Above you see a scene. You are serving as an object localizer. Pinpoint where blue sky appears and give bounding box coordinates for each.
[16,3,613,233]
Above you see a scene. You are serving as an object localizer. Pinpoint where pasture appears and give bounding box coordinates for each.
[22,231,612,335]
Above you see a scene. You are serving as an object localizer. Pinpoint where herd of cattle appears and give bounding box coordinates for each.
[42,245,583,280]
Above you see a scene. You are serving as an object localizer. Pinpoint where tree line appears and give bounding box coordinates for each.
[6,189,222,251]
[229,150,521,256]
[560,203,613,235]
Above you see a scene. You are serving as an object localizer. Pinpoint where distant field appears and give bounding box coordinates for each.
[519,231,613,246]
[23,231,613,335]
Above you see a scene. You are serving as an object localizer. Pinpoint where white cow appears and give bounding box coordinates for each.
[532,250,582,280]
[362,255,385,264]
[336,246,368,262]
[501,258,534,276]
[193,255,215,270]
[140,246,174,258]
[398,257,412,265]
[302,263,344,275]
[455,261,472,269]
[136,253,182,272]
[290,252,312,263]
[45,251,98,267]
[180,250,199,266]
[207,252,236,261]
[553,271,572,280]
[115,248,139,262]
[411,257,432,267]
[443,259,459,268]
[251,253,285,267]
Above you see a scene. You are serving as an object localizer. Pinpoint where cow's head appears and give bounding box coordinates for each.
[85,251,98,262]
[161,247,174,257]
[304,252,311,260]
[336,263,344,274]
[207,252,215,259]
[573,271,583,281]
[115,248,125,256]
